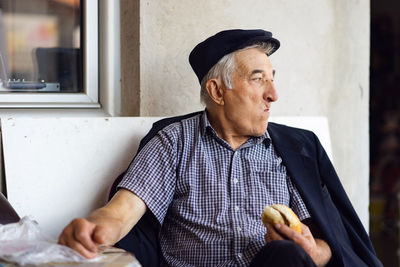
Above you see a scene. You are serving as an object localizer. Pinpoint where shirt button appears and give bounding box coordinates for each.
[238,253,243,259]
[237,226,242,232]
[234,205,240,211]
[233,178,239,184]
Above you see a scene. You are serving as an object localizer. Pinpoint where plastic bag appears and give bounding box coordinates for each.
[0,216,88,265]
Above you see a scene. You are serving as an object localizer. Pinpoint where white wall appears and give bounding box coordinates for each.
[138,0,370,229]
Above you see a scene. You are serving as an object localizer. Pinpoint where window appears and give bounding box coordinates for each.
[0,0,99,108]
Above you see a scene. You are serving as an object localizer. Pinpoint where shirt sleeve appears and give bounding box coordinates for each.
[117,127,178,225]
[287,175,311,221]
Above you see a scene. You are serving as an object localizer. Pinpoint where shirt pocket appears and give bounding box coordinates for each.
[246,160,291,218]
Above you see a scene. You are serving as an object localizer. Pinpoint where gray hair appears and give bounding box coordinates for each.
[200,42,275,106]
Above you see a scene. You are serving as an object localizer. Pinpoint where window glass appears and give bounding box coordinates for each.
[0,0,82,93]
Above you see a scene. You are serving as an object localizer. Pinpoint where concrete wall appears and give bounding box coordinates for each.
[121,0,371,229]
[120,0,140,116]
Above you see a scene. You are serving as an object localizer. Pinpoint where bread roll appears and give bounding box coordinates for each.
[261,204,302,234]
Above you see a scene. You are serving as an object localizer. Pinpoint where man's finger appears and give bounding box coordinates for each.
[276,222,317,253]
[63,237,98,259]
[277,223,301,238]
[264,233,272,243]
[71,219,98,252]
[274,223,302,242]
[92,225,108,245]
[58,226,71,246]
[300,223,313,238]
[266,223,284,241]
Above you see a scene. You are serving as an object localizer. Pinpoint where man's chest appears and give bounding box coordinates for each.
[172,139,291,223]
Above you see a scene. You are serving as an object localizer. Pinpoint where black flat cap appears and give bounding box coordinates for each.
[189,29,280,84]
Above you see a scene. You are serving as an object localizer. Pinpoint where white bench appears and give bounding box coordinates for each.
[0,116,332,238]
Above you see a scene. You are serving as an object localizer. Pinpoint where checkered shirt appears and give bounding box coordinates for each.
[118,111,310,266]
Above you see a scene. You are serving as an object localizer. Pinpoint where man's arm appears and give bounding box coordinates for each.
[58,188,147,259]
[265,222,332,267]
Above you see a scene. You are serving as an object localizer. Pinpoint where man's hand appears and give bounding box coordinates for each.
[58,189,147,259]
[265,222,332,267]
[58,217,121,258]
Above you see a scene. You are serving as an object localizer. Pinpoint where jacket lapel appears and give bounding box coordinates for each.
[267,123,324,210]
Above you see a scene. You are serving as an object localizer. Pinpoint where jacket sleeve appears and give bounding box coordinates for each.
[312,133,383,267]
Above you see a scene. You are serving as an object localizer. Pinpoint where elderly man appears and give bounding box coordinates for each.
[59,29,382,267]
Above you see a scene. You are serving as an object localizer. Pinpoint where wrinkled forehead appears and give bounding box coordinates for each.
[234,48,273,75]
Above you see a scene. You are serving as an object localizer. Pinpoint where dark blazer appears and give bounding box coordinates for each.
[268,122,382,267]
[110,112,382,267]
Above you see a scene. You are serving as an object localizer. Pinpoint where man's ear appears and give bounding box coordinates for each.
[205,79,225,105]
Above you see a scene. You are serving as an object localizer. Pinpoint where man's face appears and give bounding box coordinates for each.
[222,48,278,137]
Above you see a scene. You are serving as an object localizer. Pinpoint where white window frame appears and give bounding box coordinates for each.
[0,0,100,109]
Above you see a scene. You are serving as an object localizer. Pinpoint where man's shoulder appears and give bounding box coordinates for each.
[268,121,316,138]
[268,122,318,154]
[152,111,203,133]
[137,111,203,151]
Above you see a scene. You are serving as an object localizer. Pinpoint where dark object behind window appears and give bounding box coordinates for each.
[35,47,82,93]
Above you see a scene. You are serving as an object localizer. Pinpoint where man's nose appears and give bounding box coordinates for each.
[263,81,278,102]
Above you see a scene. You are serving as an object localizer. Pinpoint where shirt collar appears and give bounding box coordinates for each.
[200,110,271,149]
[200,109,209,135]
